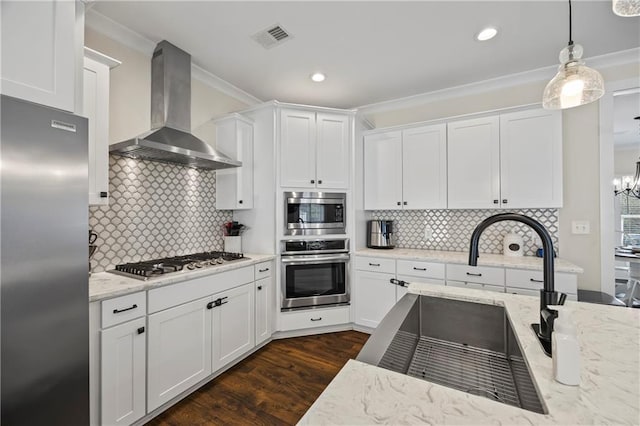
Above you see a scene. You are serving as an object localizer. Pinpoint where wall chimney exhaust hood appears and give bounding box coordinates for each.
[110,41,241,170]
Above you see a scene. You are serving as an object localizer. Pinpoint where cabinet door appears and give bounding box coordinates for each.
[0,0,77,111]
[280,109,316,188]
[316,112,350,189]
[84,57,110,206]
[211,283,255,371]
[216,116,254,209]
[447,116,500,209]
[255,277,273,346]
[402,124,447,209]
[147,297,212,411]
[354,271,397,329]
[500,109,563,208]
[101,317,146,426]
[364,131,403,210]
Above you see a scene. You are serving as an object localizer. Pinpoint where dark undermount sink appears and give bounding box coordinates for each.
[356,294,547,414]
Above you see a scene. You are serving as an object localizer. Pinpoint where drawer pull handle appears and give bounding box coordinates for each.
[369,263,380,267]
[413,267,427,271]
[257,285,263,290]
[258,268,269,272]
[310,317,322,322]
[530,278,544,283]
[207,297,229,309]
[113,304,137,314]
[390,278,408,287]
[466,272,482,277]
[137,327,145,335]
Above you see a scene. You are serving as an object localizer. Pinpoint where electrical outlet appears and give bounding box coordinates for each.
[424,226,433,241]
[571,220,590,235]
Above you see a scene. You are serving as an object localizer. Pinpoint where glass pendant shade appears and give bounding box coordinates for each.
[612,0,640,16]
[542,43,605,110]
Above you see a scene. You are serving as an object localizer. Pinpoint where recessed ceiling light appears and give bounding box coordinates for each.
[476,27,498,41]
[311,72,326,82]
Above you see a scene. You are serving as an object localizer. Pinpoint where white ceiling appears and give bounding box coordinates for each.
[90,1,639,109]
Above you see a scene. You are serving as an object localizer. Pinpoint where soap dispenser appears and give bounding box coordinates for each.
[549,305,580,386]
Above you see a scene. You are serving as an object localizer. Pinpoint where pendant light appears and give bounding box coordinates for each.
[612,0,640,17]
[542,0,605,110]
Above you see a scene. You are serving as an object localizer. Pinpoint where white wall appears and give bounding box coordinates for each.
[359,62,640,292]
[615,146,640,176]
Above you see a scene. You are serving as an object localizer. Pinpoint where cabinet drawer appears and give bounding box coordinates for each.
[397,260,445,279]
[255,261,273,280]
[397,276,445,287]
[354,256,395,274]
[447,280,504,293]
[446,264,505,286]
[102,292,146,328]
[505,269,577,294]
[506,287,577,301]
[280,306,350,331]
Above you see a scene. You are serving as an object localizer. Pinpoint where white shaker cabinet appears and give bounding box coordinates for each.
[0,0,80,112]
[280,108,350,189]
[255,261,274,346]
[447,116,501,209]
[499,109,563,208]
[215,114,254,209]
[83,49,120,206]
[364,123,447,210]
[211,283,255,371]
[147,297,213,412]
[100,317,146,426]
[353,270,398,329]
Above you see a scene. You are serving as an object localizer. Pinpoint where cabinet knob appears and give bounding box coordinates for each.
[310,179,315,184]
[100,191,108,198]
[403,201,408,205]
[493,199,499,204]
[257,285,263,290]
[397,201,401,206]
[137,327,145,335]
[239,200,243,204]
[318,180,322,184]
[502,199,508,204]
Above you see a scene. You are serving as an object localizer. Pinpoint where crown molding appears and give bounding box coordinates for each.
[85,9,261,106]
[357,47,640,116]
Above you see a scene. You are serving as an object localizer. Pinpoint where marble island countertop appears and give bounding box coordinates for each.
[300,283,639,425]
[89,253,275,302]
[356,247,584,273]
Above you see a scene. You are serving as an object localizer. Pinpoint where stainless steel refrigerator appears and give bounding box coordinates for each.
[1,95,89,425]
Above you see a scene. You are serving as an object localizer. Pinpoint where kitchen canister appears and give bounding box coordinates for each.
[503,231,524,257]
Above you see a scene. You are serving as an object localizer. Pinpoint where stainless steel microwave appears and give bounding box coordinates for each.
[284,192,346,235]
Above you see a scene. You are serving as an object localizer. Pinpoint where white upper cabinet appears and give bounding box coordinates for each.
[215,114,254,210]
[280,108,350,189]
[447,116,501,209]
[364,123,447,210]
[83,49,120,206]
[499,109,563,208]
[448,109,562,209]
[1,0,80,112]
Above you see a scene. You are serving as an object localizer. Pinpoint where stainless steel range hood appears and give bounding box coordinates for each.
[110,41,241,170]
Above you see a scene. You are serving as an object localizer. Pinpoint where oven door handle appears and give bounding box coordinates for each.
[281,254,350,264]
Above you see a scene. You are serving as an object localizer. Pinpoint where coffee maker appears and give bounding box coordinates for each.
[367,220,395,249]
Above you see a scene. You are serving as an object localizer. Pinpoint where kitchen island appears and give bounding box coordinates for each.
[299,283,640,425]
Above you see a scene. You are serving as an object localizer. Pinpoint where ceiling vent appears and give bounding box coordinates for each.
[251,24,292,49]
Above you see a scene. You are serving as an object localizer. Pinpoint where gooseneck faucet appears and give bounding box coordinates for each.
[468,213,566,356]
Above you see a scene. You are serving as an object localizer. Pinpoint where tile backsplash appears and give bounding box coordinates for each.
[89,156,232,272]
[370,208,559,256]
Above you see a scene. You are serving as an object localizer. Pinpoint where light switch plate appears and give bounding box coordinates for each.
[571,220,590,234]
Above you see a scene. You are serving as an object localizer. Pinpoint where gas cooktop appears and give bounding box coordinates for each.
[108,251,249,281]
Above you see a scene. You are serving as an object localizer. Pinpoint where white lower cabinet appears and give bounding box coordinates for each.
[354,270,397,329]
[147,296,213,412]
[255,277,273,346]
[447,280,505,292]
[100,317,146,426]
[212,283,255,371]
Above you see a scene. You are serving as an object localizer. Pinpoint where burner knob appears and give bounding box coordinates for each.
[195,262,204,268]
[186,263,196,270]
[216,258,224,264]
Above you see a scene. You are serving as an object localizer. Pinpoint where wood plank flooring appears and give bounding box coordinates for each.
[147,331,369,426]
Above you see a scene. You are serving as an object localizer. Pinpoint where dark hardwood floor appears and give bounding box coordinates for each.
[147,331,369,426]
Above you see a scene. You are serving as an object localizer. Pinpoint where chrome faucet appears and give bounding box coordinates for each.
[468,213,566,357]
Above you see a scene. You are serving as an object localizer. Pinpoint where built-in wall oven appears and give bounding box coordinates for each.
[281,239,349,310]
[285,192,346,235]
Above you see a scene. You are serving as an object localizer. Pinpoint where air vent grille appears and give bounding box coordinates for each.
[252,24,292,49]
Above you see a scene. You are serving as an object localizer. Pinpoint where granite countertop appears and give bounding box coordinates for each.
[356,248,584,274]
[89,254,276,302]
[299,284,639,425]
